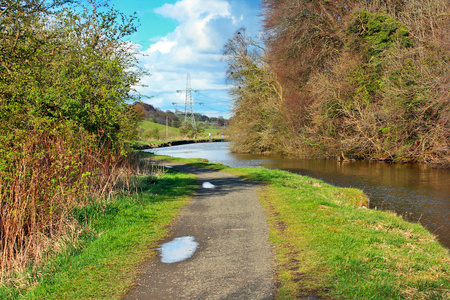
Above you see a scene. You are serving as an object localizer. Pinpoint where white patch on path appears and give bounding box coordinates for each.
[202,182,215,189]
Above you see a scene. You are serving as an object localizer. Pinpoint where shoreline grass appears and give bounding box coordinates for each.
[251,172,449,299]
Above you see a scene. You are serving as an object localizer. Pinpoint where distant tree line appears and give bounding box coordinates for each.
[224,0,449,166]
[132,102,228,128]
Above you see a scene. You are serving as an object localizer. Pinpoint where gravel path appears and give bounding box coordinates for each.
[123,164,276,300]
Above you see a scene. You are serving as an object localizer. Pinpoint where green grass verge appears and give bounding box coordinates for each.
[4,153,448,299]
[149,154,450,299]
[1,168,197,300]
[240,169,450,299]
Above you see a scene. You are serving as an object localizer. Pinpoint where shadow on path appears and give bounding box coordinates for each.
[123,164,276,300]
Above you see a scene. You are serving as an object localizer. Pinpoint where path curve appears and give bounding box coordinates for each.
[123,164,276,300]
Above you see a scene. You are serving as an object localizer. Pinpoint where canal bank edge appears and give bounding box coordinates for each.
[147,142,450,249]
[150,154,450,299]
[132,138,226,150]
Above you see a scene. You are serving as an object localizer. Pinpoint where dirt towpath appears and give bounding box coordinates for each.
[123,164,276,300]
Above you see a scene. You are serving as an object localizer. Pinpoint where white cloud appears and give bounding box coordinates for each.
[148,38,177,54]
[133,0,260,117]
[155,0,231,24]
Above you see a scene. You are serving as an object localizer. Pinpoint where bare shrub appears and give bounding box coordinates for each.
[364,0,450,48]
[224,29,287,154]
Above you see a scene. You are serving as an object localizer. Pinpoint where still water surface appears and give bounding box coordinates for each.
[146,142,450,248]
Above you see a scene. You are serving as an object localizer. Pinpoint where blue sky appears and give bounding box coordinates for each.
[109,0,262,118]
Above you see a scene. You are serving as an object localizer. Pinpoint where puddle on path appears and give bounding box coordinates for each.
[158,236,199,263]
[202,182,215,189]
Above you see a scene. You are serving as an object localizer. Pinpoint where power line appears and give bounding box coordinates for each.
[195,93,230,104]
[200,105,230,113]
[175,77,232,120]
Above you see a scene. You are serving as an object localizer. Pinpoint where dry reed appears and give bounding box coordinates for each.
[0,125,128,282]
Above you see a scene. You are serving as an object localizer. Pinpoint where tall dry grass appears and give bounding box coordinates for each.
[0,124,129,281]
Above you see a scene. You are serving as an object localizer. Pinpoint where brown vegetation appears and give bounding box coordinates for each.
[225,0,450,166]
[224,28,287,154]
[0,125,127,278]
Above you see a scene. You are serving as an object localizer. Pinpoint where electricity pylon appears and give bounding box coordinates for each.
[177,74,196,127]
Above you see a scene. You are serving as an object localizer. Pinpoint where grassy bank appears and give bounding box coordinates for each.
[138,120,180,140]
[237,168,450,299]
[0,164,197,299]
[3,154,449,299]
[154,155,450,299]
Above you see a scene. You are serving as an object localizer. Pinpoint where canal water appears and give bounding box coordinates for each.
[146,142,450,248]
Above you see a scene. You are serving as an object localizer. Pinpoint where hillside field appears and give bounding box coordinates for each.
[137,120,226,141]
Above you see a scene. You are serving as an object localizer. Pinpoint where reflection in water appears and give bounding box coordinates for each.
[146,143,450,248]
[158,236,199,263]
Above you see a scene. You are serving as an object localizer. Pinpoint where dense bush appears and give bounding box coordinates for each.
[0,0,143,278]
